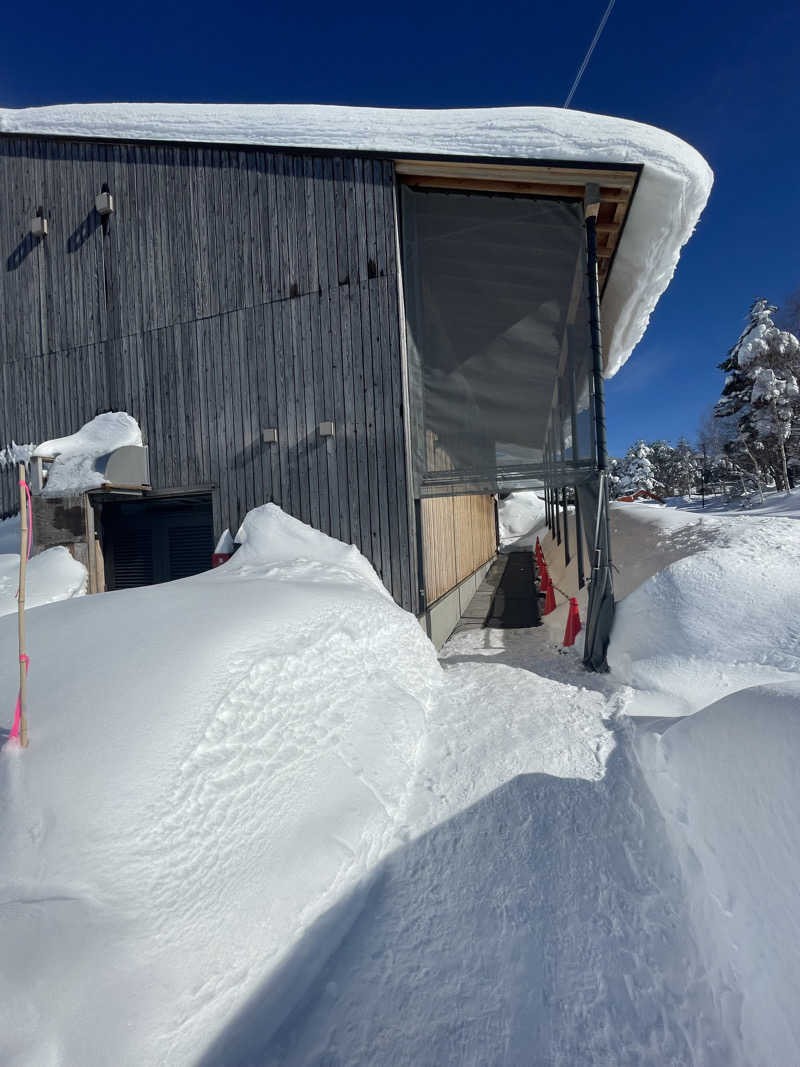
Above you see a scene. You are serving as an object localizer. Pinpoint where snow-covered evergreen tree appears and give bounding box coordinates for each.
[715,299,800,489]
[616,441,657,494]
[671,436,700,496]
[608,456,621,497]
[647,440,674,494]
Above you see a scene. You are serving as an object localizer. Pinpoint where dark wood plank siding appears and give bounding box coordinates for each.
[0,134,416,611]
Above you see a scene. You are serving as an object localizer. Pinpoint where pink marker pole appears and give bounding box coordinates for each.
[8,655,29,742]
[6,469,32,748]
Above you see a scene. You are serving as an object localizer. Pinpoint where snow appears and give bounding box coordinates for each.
[0,516,22,555]
[34,412,142,495]
[497,490,546,544]
[0,547,87,617]
[0,505,442,1065]
[604,498,800,1061]
[0,442,34,470]
[608,497,800,714]
[2,495,798,1065]
[500,493,800,1064]
[636,683,800,1065]
[667,485,800,518]
[230,502,388,595]
[0,103,713,376]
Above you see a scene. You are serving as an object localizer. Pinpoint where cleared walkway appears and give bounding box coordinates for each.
[453,551,542,637]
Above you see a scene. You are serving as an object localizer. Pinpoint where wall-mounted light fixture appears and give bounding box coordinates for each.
[95,191,114,216]
[30,214,48,238]
[319,421,335,437]
[262,427,278,444]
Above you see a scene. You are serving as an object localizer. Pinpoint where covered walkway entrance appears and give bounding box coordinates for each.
[402,172,623,668]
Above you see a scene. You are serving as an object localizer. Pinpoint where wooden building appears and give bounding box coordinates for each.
[0,105,711,658]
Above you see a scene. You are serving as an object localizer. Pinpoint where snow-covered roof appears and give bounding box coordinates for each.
[0,104,713,377]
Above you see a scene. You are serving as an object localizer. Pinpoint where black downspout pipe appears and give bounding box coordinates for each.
[585,194,609,474]
[583,184,614,671]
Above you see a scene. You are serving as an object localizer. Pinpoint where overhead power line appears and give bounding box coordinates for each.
[563,0,616,109]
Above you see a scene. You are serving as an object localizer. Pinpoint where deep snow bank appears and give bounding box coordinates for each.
[1,501,677,1067]
[608,508,800,713]
[498,490,546,545]
[0,547,87,617]
[636,683,800,1066]
[0,505,440,1066]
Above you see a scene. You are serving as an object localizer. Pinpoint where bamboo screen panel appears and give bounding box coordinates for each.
[421,494,496,605]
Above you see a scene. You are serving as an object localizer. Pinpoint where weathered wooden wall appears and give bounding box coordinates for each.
[0,135,416,610]
[421,493,496,604]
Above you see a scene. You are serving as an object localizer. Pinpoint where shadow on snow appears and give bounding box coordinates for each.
[195,738,734,1067]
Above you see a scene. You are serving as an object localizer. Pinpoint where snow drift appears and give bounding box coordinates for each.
[0,502,639,1067]
[0,547,86,617]
[4,495,796,1065]
[0,505,440,1066]
[637,683,800,1066]
[497,490,546,545]
[0,103,713,375]
[608,510,800,712]
[34,412,142,496]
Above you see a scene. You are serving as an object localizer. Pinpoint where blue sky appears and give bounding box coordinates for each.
[2,0,798,456]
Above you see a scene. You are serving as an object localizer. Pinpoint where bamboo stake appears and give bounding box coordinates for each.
[17,463,28,748]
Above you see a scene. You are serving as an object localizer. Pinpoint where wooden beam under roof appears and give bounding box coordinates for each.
[396,156,639,294]
[400,174,631,203]
[395,158,637,188]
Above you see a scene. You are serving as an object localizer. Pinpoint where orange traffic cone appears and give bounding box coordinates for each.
[538,559,549,587]
[542,578,556,615]
[563,597,582,646]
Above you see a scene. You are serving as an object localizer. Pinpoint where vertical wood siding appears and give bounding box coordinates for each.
[0,136,416,611]
[421,493,497,605]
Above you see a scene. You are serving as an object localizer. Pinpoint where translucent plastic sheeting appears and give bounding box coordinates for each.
[402,186,597,492]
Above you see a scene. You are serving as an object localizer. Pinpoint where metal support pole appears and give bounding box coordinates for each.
[562,486,570,566]
[553,433,562,547]
[17,465,29,747]
[574,484,585,589]
[567,352,584,585]
[413,498,429,635]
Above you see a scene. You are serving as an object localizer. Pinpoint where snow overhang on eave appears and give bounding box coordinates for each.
[0,103,714,377]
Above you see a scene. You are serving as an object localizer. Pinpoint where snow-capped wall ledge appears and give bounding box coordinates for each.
[34,411,143,496]
[0,104,713,376]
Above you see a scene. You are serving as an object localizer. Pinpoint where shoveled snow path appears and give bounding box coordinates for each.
[212,638,731,1066]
